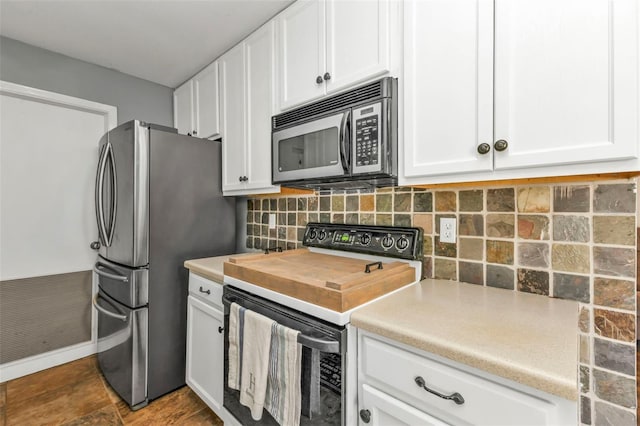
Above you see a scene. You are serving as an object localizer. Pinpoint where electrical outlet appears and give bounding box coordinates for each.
[268,213,276,229]
[440,217,457,243]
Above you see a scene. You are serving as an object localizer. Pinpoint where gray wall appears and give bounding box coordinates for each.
[0,36,173,126]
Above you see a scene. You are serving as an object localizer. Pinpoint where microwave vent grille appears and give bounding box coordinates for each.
[273,79,386,129]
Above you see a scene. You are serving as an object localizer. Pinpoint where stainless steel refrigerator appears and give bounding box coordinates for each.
[91,120,236,410]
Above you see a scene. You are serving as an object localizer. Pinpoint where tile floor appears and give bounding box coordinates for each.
[0,355,223,425]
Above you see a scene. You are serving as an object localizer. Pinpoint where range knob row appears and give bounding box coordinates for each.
[381,235,410,251]
[308,228,327,241]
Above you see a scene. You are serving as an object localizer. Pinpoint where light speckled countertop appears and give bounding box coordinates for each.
[351,279,579,401]
[184,253,255,283]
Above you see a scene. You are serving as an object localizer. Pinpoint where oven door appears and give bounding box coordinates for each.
[223,286,346,426]
[272,111,350,183]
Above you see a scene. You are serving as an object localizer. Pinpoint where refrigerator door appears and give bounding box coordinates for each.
[95,289,148,409]
[94,257,148,308]
[97,120,150,267]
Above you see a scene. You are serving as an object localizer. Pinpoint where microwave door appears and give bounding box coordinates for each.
[273,113,347,183]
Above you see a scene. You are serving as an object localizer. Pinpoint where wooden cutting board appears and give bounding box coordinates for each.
[223,248,416,312]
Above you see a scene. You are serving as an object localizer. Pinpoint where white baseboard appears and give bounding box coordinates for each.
[0,341,97,383]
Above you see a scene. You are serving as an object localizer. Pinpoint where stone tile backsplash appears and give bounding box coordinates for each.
[245,179,637,425]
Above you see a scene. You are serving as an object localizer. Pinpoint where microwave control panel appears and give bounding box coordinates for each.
[353,102,382,173]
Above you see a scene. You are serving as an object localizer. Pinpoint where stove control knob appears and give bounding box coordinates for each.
[360,233,372,245]
[381,235,394,249]
[309,228,317,240]
[318,230,327,241]
[396,237,409,251]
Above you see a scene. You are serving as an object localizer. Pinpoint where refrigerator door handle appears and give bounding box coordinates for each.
[105,142,117,247]
[93,262,129,282]
[92,293,127,321]
[95,144,109,246]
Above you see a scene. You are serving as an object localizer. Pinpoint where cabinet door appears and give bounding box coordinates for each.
[276,0,326,111]
[403,0,494,178]
[186,295,224,412]
[493,0,639,170]
[245,22,280,193]
[173,80,194,136]
[220,43,247,192]
[325,0,391,95]
[359,384,448,426]
[193,61,220,139]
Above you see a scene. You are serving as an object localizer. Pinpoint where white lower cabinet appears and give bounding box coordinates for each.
[357,330,577,426]
[360,384,448,426]
[186,273,224,415]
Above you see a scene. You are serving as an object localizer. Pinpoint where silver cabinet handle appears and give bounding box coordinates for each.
[494,139,509,152]
[323,72,331,81]
[415,376,465,405]
[92,294,127,321]
[93,262,129,282]
[193,130,198,135]
[218,326,224,333]
[316,75,324,84]
[477,143,491,155]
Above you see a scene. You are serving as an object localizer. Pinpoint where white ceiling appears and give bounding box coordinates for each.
[0,0,294,88]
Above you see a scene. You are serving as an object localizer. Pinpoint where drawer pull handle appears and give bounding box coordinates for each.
[199,286,211,295]
[415,376,465,405]
[364,261,383,274]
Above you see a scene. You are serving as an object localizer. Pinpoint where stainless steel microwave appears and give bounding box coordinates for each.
[272,77,397,190]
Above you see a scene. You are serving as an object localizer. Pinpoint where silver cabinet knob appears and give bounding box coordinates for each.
[323,72,331,81]
[316,75,324,84]
[90,241,101,250]
[192,130,197,135]
[359,409,371,423]
[494,139,509,152]
[477,143,491,155]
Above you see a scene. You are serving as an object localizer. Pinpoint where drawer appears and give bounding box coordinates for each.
[359,333,568,426]
[189,272,223,309]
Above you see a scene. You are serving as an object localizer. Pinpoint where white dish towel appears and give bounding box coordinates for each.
[239,309,275,420]
[227,302,244,390]
[265,322,302,426]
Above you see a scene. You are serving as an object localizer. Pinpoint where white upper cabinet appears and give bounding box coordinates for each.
[493,0,638,170]
[173,80,194,136]
[220,43,247,193]
[402,0,639,185]
[277,0,326,110]
[193,62,220,139]
[325,0,390,95]
[245,21,280,193]
[403,0,494,178]
[277,0,395,112]
[173,61,221,139]
[220,22,280,196]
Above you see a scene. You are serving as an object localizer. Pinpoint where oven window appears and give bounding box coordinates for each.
[278,127,339,172]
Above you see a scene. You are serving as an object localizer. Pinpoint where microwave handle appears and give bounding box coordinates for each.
[339,110,351,173]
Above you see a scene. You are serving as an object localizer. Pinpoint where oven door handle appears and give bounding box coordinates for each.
[223,296,340,353]
[297,333,339,354]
